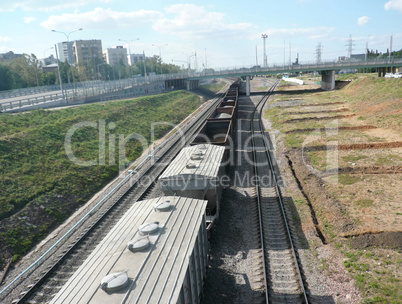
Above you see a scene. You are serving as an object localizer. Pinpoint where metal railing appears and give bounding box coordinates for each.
[0,73,192,112]
[190,57,402,79]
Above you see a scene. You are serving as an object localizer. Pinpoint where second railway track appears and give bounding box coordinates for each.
[250,80,309,304]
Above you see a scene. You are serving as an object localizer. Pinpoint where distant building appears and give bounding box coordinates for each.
[103,46,128,66]
[39,54,58,67]
[350,54,365,61]
[57,41,75,65]
[0,51,23,62]
[73,40,103,66]
[129,53,150,65]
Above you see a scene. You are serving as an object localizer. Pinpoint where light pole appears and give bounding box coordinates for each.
[152,44,168,74]
[51,28,82,86]
[365,35,371,61]
[43,47,53,61]
[118,38,139,66]
[97,63,107,81]
[119,38,139,77]
[43,47,53,85]
[261,34,268,67]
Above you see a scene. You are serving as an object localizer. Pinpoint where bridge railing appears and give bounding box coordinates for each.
[191,57,402,78]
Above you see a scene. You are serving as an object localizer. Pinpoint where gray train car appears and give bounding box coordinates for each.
[50,196,208,304]
[159,144,226,225]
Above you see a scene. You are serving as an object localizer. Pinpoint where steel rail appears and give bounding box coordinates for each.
[250,79,309,303]
[2,83,230,304]
[257,88,309,304]
[249,81,278,304]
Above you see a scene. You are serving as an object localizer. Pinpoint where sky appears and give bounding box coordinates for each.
[0,0,401,69]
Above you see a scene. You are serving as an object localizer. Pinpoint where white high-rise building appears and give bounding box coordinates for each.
[104,46,128,66]
[57,41,75,65]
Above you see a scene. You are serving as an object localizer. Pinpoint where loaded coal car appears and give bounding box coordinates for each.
[190,120,233,161]
[50,196,208,304]
[219,99,237,107]
[207,106,236,124]
[159,144,226,229]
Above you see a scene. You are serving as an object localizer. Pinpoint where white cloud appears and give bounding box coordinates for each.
[41,7,162,30]
[358,16,370,26]
[0,36,12,42]
[385,0,402,13]
[0,0,100,12]
[24,17,36,24]
[153,4,256,40]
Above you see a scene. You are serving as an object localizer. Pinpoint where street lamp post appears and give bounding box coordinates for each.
[152,44,168,74]
[43,47,53,86]
[119,38,139,77]
[188,54,195,74]
[43,47,53,61]
[51,28,82,87]
[261,34,268,67]
[365,35,371,61]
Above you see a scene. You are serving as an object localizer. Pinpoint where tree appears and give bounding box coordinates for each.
[8,54,43,88]
[0,65,13,91]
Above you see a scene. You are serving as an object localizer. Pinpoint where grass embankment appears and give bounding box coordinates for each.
[266,76,402,303]
[199,80,226,94]
[0,90,200,265]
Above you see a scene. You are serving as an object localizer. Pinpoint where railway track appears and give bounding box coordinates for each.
[250,80,309,303]
[0,84,230,304]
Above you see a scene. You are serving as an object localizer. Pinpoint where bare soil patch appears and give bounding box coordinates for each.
[276,101,345,108]
[348,231,402,249]
[283,108,350,115]
[301,141,402,152]
[286,125,377,134]
[321,165,402,176]
[284,114,355,123]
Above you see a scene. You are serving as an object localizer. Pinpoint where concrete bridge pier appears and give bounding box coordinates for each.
[321,70,336,91]
[378,67,386,77]
[246,76,251,96]
[186,80,199,90]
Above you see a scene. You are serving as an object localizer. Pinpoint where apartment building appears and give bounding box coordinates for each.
[73,40,103,66]
[103,46,128,66]
[57,41,75,65]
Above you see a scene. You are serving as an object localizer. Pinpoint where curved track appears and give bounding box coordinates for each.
[0,84,230,304]
[250,80,309,303]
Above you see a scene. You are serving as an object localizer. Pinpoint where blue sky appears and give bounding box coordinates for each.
[0,0,401,69]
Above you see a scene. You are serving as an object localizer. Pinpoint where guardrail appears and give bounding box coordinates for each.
[0,73,193,112]
[189,57,402,79]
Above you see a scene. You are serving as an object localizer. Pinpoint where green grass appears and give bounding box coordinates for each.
[338,174,361,185]
[375,155,402,166]
[356,199,374,207]
[199,81,226,93]
[341,154,369,163]
[338,244,402,304]
[0,90,200,263]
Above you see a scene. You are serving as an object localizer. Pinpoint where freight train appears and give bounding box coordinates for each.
[50,78,242,304]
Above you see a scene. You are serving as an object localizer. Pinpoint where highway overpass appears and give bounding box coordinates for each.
[189,57,402,93]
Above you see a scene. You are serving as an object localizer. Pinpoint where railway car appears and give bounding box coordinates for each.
[189,79,239,160]
[218,99,237,112]
[159,144,226,228]
[190,120,233,161]
[50,196,208,304]
[207,106,235,123]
